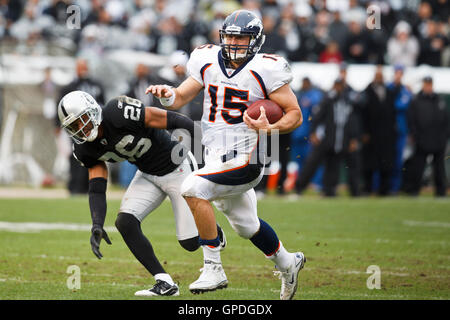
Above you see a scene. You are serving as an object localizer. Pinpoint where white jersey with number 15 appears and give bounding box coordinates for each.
[186,44,293,154]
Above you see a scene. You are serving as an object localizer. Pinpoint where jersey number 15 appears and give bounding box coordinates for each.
[208,86,249,125]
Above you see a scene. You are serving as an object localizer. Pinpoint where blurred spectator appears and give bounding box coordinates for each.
[43,0,71,24]
[386,64,413,193]
[77,24,105,59]
[418,19,449,66]
[326,0,349,12]
[159,49,189,85]
[158,50,204,120]
[279,2,304,61]
[9,2,53,44]
[343,18,370,64]
[241,0,262,17]
[41,67,57,120]
[314,9,331,43]
[0,0,24,37]
[285,77,324,193]
[301,78,362,197]
[441,21,450,67]
[403,76,449,196]
[56,58,105,195]
[342,0,366,25]
[181,11,210,52]
[427,0,449,23]
[103,0,127,27]
[369,0,398,33]
[295,4,326,62]
[367,29,390,65]
[41,66,70,182]
[387,21,420,66]
[365,1,393,65]
[263,134,292,195]
[339,62,358,98]
[260,12,287,55]
[152,9,191,54]
[412,1,433,37]
[127,8,156,52]
[319,40,343,63]
[361,66,396,195]
[328,10,349,54]
[295,62,358,195]
[83,0,105,26]
[126,63,164,108]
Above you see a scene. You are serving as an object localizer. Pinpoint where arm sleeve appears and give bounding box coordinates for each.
[166,110,202,145]
[166,111,195,136]
[88,177,107,228]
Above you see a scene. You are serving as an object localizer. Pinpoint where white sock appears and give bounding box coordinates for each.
[202,245,222,264]
[154,273,174,285]
[266,241,293,272]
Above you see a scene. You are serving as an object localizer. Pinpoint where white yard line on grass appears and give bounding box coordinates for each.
[0,187,125,199]
[0,221,118,233]
[403,220,450,228]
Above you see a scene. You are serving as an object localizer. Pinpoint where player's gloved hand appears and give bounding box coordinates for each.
[90,225,112,259]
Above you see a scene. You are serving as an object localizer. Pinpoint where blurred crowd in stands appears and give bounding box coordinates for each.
[256,62,449,198]
[1,0,450,66]
[2,0,449,197]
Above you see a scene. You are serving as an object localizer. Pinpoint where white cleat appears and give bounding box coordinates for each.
[135,280,180,297]
[189,260,228,294]
[275,252,306,300]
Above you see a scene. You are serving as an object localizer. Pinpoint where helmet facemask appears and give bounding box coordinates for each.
[62,107,100,144]
[58,91,102,144]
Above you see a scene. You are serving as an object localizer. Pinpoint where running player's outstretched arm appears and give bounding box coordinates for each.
[88,162,112,259]
[244,83,303,134]
[145,77,203,111]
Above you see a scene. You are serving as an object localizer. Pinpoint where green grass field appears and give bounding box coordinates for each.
[0,193,449,300]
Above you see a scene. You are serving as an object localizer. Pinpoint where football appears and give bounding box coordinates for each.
[247,99,283,124]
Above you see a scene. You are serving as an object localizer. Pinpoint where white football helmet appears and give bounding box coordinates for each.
[57,91,102,144]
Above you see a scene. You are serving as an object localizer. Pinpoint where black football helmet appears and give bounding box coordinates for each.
[219,10,265,62]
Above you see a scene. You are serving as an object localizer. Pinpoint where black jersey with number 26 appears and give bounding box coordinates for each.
[73,96,187,176]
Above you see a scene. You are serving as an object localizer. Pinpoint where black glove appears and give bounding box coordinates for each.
[90,225,112,259]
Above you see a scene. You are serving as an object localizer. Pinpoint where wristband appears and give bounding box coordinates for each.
[160,86,176,107]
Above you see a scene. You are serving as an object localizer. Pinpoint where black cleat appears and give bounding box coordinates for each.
[135,280,180,297]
